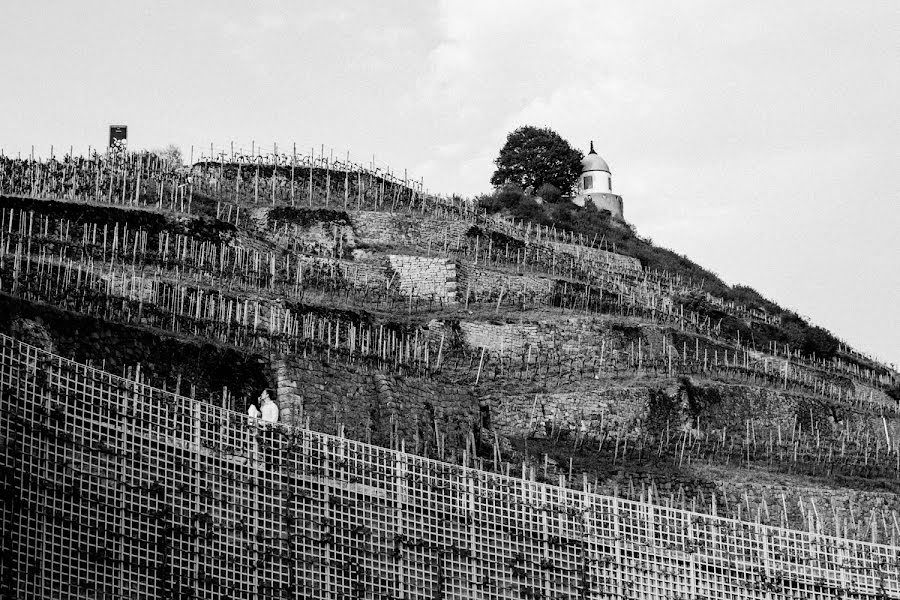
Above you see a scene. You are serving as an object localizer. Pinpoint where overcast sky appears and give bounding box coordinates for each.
[1,1,897,366]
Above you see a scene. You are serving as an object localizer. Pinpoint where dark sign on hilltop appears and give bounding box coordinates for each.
[108,125,127,147]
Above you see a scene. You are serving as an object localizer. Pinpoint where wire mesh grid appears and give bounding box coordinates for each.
[0,332,898,599]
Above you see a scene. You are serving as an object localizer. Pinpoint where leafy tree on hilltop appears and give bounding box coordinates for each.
[536,183,562,203]
[148,144,184,166]
[490,126,583,195]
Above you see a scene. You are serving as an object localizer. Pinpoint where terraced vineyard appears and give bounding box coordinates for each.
[0,147,897,598]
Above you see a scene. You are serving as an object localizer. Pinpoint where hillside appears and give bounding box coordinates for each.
[1,146,898,553]
[479,187,874,363]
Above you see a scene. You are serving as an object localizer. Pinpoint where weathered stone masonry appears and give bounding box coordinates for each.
[272,354,477,449]
[548,240,642,272]
[386,255,458,302]
[453,316,650,363]
[352,210,471,249]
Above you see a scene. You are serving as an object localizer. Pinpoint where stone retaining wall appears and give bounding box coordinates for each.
[455,317,647,362]
[547,240,641,271]
[273,221,356,257]
[272,355,477,449]
[457,267,551,303]
[352,210,471,249]
[486,380,805,443]
[489,386,652,440]
[386,255,457,302]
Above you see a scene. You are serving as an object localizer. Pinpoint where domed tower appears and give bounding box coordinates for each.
[572,141,624,220]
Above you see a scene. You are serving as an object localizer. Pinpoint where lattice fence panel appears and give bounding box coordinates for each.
[0,332,898,599]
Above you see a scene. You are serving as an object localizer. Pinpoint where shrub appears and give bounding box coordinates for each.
[510,195,547,223]
[536,183,562,204]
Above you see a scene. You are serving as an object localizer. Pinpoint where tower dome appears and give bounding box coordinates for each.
[581,141,610,173]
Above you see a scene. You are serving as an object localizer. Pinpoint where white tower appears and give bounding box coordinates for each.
[572,141,624,220]
[580,141,612,194]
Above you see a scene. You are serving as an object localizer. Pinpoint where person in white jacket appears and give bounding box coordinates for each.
[259,389,279,423]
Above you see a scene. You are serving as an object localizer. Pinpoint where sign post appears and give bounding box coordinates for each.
[108,125,128,148]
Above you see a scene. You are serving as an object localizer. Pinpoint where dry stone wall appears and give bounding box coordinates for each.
[486,380,807,444]
[458,266,551,303]
[547,240,642,271]
[273,221,356,257]
[458,321,540,358]
[352,210,471,249]
[489,386,652,440]
[250,206,357,256]
[455,316,650,363]
[272,355,477,449]
[0,298,269,405]
[386,255,457,302]
[689,382,802,431]
[296,255,389,289]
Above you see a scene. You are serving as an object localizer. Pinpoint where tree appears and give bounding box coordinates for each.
[490,126,583,195]
[148,144,183,167]
[535,183,562,204]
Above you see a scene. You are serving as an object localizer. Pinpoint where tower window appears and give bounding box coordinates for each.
[583,175,593,190]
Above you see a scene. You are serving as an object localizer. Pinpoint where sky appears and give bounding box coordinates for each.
[1,1,898,366]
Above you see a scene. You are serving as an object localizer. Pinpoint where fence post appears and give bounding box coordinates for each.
[395,440,408,597]
[613,495,624,598]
